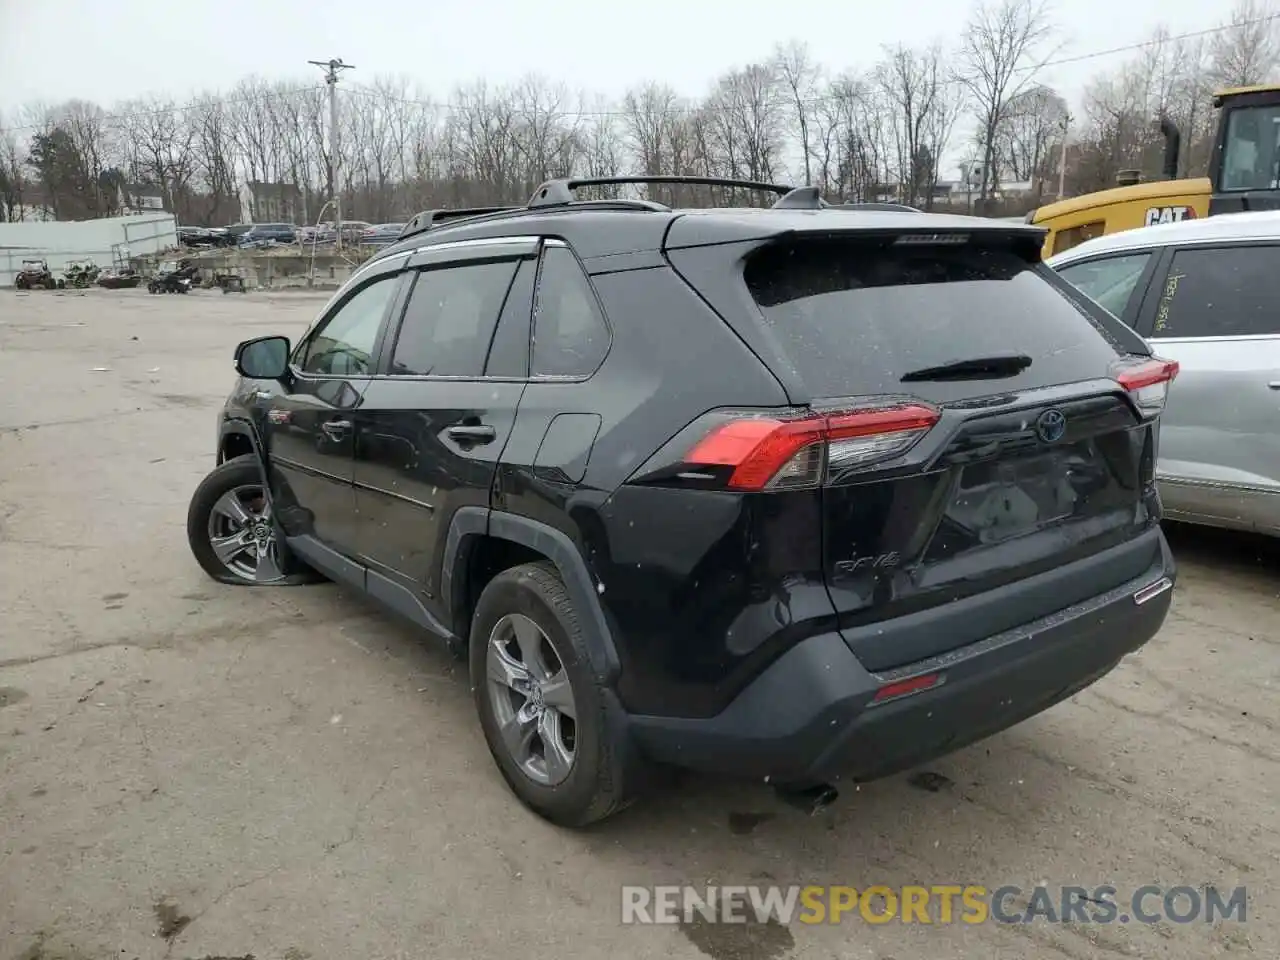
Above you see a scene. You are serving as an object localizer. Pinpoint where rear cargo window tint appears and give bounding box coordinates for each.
[744,239,1127,401]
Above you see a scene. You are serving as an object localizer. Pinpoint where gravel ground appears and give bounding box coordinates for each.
[0,288,1275,960]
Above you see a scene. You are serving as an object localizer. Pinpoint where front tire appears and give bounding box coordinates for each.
[470,562,640,827]
[186,454,314,586]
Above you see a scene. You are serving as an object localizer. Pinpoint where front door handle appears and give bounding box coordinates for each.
[321,419,352,439]
[1268,381,1280,390]
[446,424,497,444]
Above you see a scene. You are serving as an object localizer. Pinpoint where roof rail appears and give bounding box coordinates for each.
[528,175,794,208]
[835,201,923,213]
[398,205,520,241]
[768,191,926,213]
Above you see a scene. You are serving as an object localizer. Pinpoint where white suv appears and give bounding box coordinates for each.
[1050,211,1280,536]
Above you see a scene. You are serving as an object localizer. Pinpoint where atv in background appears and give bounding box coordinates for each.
[63,260,101,289]
[14,259,61,290]
[148,259,200,294]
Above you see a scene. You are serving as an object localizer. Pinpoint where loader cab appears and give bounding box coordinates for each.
[1210,85,1280,214]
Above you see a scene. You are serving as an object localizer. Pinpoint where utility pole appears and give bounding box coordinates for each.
[308,57,355,253]
[1057,112,1072,201]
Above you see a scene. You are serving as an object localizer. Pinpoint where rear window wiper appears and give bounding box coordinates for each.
[899,354,1033,382]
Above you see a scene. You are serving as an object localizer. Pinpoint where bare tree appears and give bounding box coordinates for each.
[511,75,582,196]
[1209,0,1280,88]
[876,44,958,207]
[993,84,1067,192]
[190,95,240,223]
[808,73,890,203]
[0,119,26,221]
[956,0,1054,205]
[122,96,200,217]
[773,41,822,184]
[704,63,787,196]
[621,82,686,176]
[578,97,626,186]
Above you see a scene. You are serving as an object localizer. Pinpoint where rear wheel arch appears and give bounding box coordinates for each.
[444,507,620,682]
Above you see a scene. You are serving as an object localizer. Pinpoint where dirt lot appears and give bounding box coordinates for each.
[0,288,1276,960]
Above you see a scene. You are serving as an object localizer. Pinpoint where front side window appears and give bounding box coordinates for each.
[299,275,398,376]
[1056,252,1151,320]
[1152,244,1280,338]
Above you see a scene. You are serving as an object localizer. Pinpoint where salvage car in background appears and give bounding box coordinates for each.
[359,223,407,247]
[238,223,298,248]
[1049,210,1280,536]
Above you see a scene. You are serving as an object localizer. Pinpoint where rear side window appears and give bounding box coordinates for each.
[391,260,519,377]
[1152,244,1280,338]
[1056,252,1151,320]
[532,246,610,378]
[744,238,1129,401]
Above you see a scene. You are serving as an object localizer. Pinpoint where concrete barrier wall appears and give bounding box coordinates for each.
[0,215,178,286]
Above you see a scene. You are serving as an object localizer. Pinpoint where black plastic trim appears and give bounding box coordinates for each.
[443,506,620,680]
[628,532,1175,784]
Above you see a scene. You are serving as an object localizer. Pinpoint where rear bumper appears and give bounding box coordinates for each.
[628,531,1175,785]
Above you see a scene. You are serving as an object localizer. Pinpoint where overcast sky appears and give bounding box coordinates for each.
[0,0,1216,116]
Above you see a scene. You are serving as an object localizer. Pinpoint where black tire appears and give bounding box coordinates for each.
[470,561,642,827]
[186,454,317,586]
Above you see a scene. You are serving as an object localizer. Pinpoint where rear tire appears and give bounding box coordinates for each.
[186,454,317,586]
[470,562,641,826]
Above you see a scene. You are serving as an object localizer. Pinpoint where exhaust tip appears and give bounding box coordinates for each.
[775,783,839,816]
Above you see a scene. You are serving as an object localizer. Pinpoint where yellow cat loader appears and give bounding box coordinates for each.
[1027,84,1280,257]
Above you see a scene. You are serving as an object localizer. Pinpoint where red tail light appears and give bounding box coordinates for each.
[1115,357,1179,418]
[683,402,940,491]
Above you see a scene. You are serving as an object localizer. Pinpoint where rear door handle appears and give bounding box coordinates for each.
[321,419,352,438]
[446,424,497,444]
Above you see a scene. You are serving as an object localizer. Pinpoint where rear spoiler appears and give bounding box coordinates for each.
[665,213,1049,261]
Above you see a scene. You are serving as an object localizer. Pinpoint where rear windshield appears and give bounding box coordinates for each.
[743,238,1138,402]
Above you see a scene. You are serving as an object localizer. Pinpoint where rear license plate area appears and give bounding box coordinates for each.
[947,451,1082,545]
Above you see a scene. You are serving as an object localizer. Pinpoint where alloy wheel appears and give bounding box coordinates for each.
[485,613,578,786]
[206,483,286,583]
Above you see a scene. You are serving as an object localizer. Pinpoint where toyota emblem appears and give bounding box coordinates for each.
[1036,408,1067,443]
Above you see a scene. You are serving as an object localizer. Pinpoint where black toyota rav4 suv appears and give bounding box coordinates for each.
[188,176,1178,826]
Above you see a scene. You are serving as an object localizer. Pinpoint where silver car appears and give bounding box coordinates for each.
[1049,211,1280,536]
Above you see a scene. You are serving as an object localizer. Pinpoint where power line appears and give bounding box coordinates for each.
[0,85,324,135]
[1032,14,1280,71]
[343,13,1280,118]
[2,12,1275,136]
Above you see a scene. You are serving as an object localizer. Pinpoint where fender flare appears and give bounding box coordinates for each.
[443,506,621,682]
[220,417,270,486]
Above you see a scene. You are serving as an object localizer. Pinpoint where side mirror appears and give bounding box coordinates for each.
[235,335,291,380]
